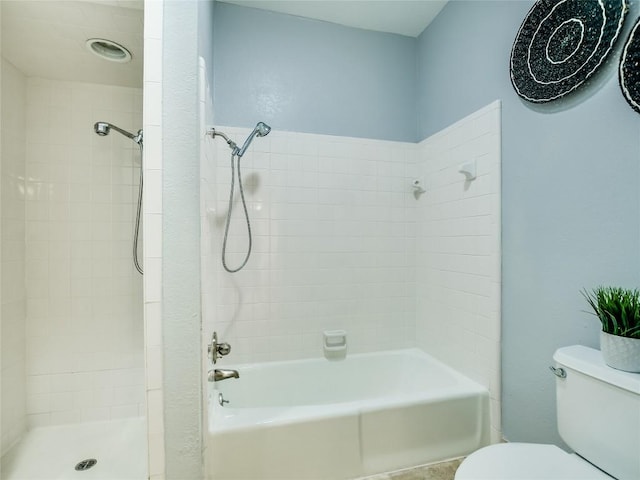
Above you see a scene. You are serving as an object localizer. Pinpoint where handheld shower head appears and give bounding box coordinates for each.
[255,121,271,137]
[236,121,272,157]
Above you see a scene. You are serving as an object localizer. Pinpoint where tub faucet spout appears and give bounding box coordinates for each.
[209,369,239,382]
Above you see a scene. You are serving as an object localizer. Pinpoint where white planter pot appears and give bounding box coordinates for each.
[600,331,640,373]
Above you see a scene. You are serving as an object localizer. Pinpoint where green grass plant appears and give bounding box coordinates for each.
[582,286,640,339]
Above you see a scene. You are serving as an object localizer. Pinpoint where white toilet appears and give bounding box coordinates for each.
[455,345,640,480]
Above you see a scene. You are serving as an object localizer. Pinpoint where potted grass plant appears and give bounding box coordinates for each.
[582,286,640,372]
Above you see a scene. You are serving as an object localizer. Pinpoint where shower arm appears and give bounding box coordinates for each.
[208,128,238,154]
[108,124,138,141]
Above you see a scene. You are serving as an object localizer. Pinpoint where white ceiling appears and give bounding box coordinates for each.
[219,0,449,38]
[1,0,143,88]
[0,0,447,88]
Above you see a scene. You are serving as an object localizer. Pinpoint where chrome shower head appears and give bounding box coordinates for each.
[255,121,271,137]
[94,122,110,136]
[94,121,142,145]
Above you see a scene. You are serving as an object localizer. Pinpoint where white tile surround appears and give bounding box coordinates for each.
[1,59,27,456]
[202,128,418,364]
[200,102,502,440]
[21,77,145,428]
[415,101,502,442]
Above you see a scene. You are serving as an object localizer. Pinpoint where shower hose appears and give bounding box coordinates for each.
[221,151,252,273]
[133,143,143,275]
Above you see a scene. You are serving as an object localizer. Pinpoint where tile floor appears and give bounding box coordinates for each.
[359,458,463,480]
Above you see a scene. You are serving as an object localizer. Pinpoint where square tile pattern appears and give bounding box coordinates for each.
[201,101,502,446]
[21,76,144,431]
[1,58,28,455]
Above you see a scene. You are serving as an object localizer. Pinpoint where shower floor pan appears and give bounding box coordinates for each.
[1,417,146,480]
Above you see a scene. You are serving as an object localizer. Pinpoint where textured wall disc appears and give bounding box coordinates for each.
[619,17,640,113]
[511,0,628,103]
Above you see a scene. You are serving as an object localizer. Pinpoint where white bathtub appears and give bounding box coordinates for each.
[207,349,490,479]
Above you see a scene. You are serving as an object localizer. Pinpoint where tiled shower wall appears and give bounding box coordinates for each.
[1,59,27,455]
[201,102,501,436]
[23,77,145,427]
[202,128,418,363]
[415,101,501,442]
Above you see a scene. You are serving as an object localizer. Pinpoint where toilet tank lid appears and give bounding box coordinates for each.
[554,345,640,394]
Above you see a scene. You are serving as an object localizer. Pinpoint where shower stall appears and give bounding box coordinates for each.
[0,1,148,478]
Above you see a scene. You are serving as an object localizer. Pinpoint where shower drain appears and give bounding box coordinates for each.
[75,459,97,471]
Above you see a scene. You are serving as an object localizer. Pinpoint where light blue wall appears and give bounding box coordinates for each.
[418,1,640,445]
[212,2,417,142]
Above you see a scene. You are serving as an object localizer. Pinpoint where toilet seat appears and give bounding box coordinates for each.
[455,443,612,479]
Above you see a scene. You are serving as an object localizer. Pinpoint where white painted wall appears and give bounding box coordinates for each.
[161,1,203,478]
[415,101,501,442]
[144,1,216,477]
[1,58,27,456]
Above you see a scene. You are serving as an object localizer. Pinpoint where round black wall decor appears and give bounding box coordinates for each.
[511,0,628,103]
[619,18,640,113]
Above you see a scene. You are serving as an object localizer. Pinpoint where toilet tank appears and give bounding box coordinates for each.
[554,345,640,480]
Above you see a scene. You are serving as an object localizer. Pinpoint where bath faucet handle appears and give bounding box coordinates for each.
[208,331,231,364]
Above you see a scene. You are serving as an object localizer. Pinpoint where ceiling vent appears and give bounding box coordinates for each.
[85,38,132,63]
